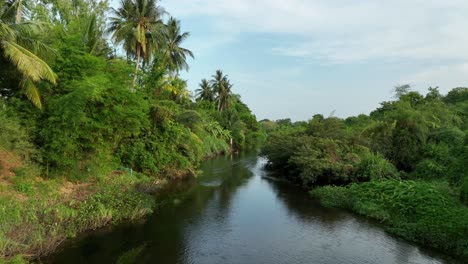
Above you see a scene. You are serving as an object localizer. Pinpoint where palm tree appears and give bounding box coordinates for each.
[210,70,232,112]
[0,0,57,108]
[195,79,214,102]
[217,80,232,111]
[162,17,193,77]
[107,0,165,86]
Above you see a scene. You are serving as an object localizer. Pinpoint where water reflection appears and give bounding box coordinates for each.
[46,152,460,264]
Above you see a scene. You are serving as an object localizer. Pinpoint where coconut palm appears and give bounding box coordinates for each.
[0,0,57,108]
[210,70,232,112]
[217,80,232,112]
[107,0,165,86]
[195,79,214,102]
[162,17,193,77]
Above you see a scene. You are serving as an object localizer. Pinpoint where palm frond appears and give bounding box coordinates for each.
[2,40,57,84]
[19,77,42,109]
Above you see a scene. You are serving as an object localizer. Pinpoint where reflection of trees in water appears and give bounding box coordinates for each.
[391,233,460,264]
[263,175,460,264]
[46,218,155,263]
[262,175,349,228]
[217,161,254,213]
[139,153,256,263]
[47,153,253,263]
[116,244,147,264]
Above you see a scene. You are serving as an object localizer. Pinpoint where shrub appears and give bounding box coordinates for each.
[356,152,400,181]
[310,186,352,208]
[40,74,149,175]
[0,111,37,161]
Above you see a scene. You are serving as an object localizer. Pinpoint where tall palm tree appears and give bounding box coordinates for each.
[162,17,193,77]
[0,0,57,108]
[217,80,232,112]
[195,79,214,102]
[107,0,165,86]
[210,70,232,112]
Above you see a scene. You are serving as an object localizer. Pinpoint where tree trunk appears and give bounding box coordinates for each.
[133,45,141,89]
[218,96,222,112]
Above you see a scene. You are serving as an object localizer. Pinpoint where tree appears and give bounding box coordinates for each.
[162,17,193,77]
[0,0,57,108]
[210,70,232,112]
[444,87,468,105]
[195,79,214,102]
[107,0,165,86]
[394,84,412,99]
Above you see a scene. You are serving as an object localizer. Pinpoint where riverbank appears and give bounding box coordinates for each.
[311,180,468,260]
[0,167,168,263]
[43,153,459,264]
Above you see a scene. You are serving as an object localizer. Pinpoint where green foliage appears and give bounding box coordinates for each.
[444,87,468,105]
[263,87,467,188]
[356,152,400,181]
[115,99,231,176]
[0,0,261,261]
[312,180,468,258]
[307,116,345,139]
[263,86,468,259]
[289,137,365,186]
[194,70,262,150]
[0,110,36,160]
[461,177,468,206]
[262,119,399,186]
[260,126,307,180]
[0,0,58,109]
[162,17,194,75]
[0,176,157,260]
[308,185,352,209]
[40,68,149,174]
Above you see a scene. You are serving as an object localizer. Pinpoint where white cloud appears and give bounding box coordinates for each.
[401,63,468,92]
[164,0,468,64]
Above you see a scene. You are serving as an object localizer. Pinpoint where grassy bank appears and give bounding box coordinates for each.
[311,180,468,259]
[0,169,165,263]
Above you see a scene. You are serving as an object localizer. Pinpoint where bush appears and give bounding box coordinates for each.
[310,186,352,208]
[289,138,366,186]
[263,131,399,187]
[40,73,149,175]
[260,129,306,177]
[0,111,37,161]
[356,152,400,181]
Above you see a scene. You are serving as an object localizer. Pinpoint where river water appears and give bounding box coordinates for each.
[47,152,459,264]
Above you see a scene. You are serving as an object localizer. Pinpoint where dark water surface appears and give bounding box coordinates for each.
[46,152,460,264]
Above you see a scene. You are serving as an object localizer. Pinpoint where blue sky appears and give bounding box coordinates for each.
[111,0,468,121]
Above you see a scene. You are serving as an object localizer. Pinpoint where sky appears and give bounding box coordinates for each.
[110,0,468,121]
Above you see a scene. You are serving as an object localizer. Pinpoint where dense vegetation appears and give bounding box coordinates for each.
[260,86,468,259]
[0,0,261,261]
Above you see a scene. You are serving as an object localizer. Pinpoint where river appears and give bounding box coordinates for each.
[46,152,459,263]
